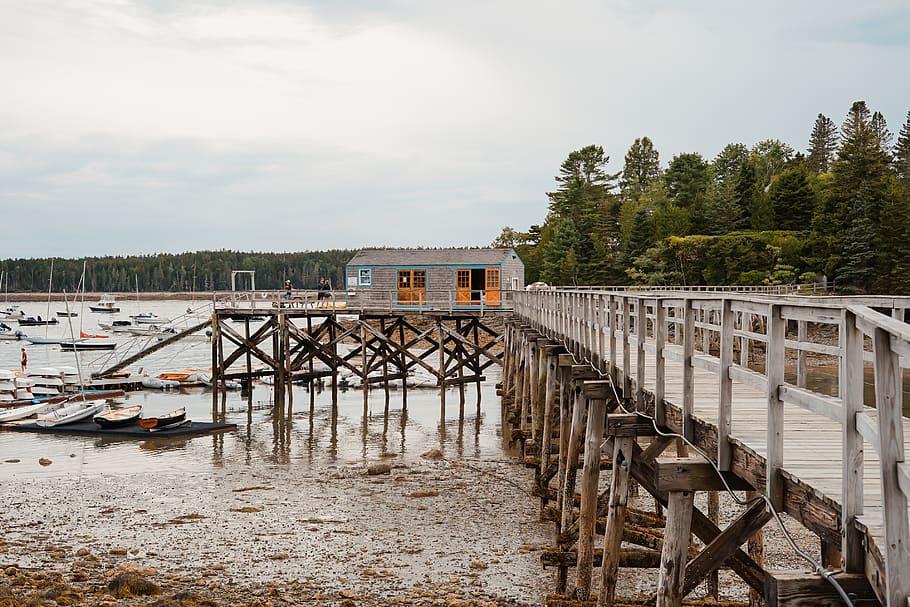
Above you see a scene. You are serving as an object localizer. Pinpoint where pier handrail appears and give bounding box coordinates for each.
[513,288,910,605]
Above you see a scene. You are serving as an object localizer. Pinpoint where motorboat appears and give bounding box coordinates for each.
[98,320,133,332]
[0,322,26,341]
[0,308,25,322]
[23,336,84,345]
[56,311,78,317]
[89,294,120,313]
[18,316,58,326]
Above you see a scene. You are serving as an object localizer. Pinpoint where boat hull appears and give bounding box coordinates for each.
[93,405,142,429]
[139,407,187,429]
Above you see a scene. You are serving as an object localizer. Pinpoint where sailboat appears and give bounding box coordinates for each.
[130,276,170,324]
[24,264,85,345]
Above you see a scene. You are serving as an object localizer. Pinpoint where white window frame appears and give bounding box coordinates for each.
[359,268,372,287]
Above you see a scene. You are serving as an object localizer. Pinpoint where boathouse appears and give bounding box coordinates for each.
[345,248,524,309]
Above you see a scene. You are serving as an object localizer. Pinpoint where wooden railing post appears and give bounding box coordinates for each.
[766,304,785,511]
[608,295,617,385]
[636,299,647,410]
[655,299,667,427]
[840,310,864,572]
[718,298,734,471]
[623,296,632,399]
[682,299,695,441]
[872,326,910,605]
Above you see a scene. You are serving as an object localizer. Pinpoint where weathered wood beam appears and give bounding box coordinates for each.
[655,458,753,492]
[764,570,878,607]
[607,413,658,437]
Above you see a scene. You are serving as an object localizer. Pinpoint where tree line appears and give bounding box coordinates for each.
[0,250,355,293]
[494,100,910,294]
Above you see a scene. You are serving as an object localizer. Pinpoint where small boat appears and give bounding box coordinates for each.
[60,340,117,351]
[0,400,59,423]
[148,419,191,432]
[17,316,59,326]
[0,308,25,322]
[140,376,181,390]
[79,331,108,339]
[98,320,133,332]
[24,336,84,345]
[56,311,78,317]
[89,294,120,313]
[131,312,171,324]
[35,400,107,427]
[93,404,143,428]
[139,406,187,429]
[0,322,26,341]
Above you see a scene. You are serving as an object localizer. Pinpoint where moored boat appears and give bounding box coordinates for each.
[35,400,107,427]
[0,400,59,423]
[130,312,171,324]
[17,316,59,326]
[56,311,78,317]
[93,404,143,428]
[139,406,186,429]
[60,340,117,351]
[89,294,120,313]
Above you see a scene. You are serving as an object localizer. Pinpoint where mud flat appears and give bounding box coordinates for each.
[0,447,554,606]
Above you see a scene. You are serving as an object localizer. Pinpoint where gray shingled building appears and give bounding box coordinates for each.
[345,248,524,310]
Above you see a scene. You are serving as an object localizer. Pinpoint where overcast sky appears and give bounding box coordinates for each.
[1,0,908,259]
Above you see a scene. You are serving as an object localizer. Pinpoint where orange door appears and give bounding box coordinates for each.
[455,269,471,305]
[485,267,501,306]
[398,270,426,306]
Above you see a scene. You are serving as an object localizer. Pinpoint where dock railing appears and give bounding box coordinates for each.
[513,287,910,605]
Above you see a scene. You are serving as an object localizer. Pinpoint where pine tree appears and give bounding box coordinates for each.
[894,110,910,181]
[835,183,877,293]
[769,168,815,231]
[871,111,893,154]
[621,207,654,266]
[541,218,581,284]
[807,114,838,174]
[620,137,661,201]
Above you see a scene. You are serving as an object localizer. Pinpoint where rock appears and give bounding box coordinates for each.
[229,506,263,513]
[108,572,160,598]
[367,463,391,475]
[38,458,52,466]
[406,489,440,498]
[421,448,444,460]
[268,553,289,560]
[469,561,488,570]
[76,548,90,557]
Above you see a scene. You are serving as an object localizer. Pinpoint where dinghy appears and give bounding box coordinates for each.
[139,406,187,430]
[35,400,106,427]
[93,404,143,429]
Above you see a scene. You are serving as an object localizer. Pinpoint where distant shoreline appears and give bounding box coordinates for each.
[2,291,274,302]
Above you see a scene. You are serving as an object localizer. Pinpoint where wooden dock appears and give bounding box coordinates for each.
[504,289,910,606]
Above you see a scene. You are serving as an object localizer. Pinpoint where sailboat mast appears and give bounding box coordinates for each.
[45,259,54,337]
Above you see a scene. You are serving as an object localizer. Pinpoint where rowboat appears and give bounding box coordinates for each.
[139,406,187,430]
[35,400,107,427]
[148,419,192,432]
[93,404,143,429]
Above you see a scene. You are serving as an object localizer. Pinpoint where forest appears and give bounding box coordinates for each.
[4,101,909,295]
[0,250,354,293]
[494,100,910,294]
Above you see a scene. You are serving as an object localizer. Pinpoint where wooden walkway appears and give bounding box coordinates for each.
[506,289,910,606]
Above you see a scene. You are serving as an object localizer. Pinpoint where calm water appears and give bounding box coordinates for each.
[0,299,511,480]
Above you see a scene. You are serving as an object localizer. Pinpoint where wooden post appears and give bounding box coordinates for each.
[871,326,910,605]
[399,320,408,409]
[438,319,446,413]
[840,310,864,572]
[608,296,617,385]
[636,298,646,410]
[682,299,694,442]
[622,297,632,398]
[766,304,785,511]
[655,299,667,427]
[707,491,719,599]
[597,435,634,607]
[555,355,575,523]
[747,490,764,607]
[656,490,694,607]
[718,298,733,471]
[540,351,559,516]
[796,319,808,388]
[575,385,608,599]
[560,367,594,536]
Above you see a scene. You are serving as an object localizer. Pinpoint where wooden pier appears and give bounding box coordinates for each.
[208,307,506,411]
[503,288,910,607]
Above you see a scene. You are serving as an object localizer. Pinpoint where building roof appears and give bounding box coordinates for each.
[347,248,519,267]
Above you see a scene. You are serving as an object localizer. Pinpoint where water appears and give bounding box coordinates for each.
[0,299,517,479]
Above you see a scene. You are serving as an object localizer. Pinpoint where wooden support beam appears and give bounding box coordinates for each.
[654,459,753,492]
[575,396,608,600]
[656,490,694,607]
[606,413,657,437]
[541,547,661,569]
[596,436,634,607]
[764,570,878,607]
[682,499,772,596]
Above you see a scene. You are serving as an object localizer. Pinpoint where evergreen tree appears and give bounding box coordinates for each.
[835,183,877,293]
[713,143,749,185]
[541,218,581,284]
[620,137,661,201]
[807,114,838,174]
[664,153,711,208]
[621,207,654,266]
[871,111,893,154]
[751,139,794,187]
[769,167,815,231]
[894,110,910,181]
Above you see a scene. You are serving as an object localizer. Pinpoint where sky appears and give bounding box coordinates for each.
[1,0,909,259]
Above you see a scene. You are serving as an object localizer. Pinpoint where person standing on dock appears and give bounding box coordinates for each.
[20,348,27,372]
[283,280,293,300]
[317,278,331,307]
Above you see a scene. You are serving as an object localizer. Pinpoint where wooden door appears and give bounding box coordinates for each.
[397,270,426,306]
[455,269,472,305]
[485,267,501,306]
